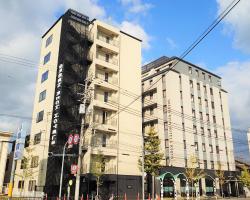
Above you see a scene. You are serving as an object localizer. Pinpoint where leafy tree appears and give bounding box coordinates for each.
[185,155,205,199]
[15,144,38,195]
[139,127,163,200]
[90,151,106,199]
[215,163,225,197]
[238,165,250,188]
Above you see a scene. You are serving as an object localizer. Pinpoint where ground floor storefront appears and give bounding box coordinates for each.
[154,166,245,199]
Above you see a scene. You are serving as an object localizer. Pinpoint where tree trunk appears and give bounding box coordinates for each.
[152,175,155,200]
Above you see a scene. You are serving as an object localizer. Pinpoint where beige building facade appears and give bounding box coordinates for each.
[142,56,236,197]
[13,9,142,198]
[0,131,12,194]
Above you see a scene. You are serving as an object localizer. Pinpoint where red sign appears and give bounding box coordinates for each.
[68,134,73,148]
[73,134,79,144]
[71,164,78,174]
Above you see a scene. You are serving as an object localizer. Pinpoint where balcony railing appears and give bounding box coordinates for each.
[96,53,118,66]
[91,140,118,149]
[95,73,118,85]
[97,33,119,47]
[93,117,117,126]
[95,94,118,104]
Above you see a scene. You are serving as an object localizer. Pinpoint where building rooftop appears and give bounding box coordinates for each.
[142,56,221,79]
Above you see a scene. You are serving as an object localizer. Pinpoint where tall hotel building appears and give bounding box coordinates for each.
[13,9,142,198]
[142,56,236,195]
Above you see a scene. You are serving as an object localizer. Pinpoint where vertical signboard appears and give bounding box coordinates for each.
[14,124,26,160]
[50,64,64,146]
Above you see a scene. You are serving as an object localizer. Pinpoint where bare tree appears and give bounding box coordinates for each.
[185,155,205,200]
[215,163,225,197]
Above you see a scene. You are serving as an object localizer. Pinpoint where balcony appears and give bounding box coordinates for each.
[91,141,118,157]
[96,33,119,53]
[142,98,157,108]
[96,52,118,72]
[93,95,118,111]
[94,75,118,91]
[93,117,117,133]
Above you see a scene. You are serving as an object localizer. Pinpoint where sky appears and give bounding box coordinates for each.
[0,0,250,161]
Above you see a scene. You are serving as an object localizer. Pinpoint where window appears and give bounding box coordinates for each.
[209,144,213,153]
[222,118,225,127]
[198,97,201,105]
[208,75,212,82]
[193,125,197,134]
[34,132,41,145]
[102,134,107,147]
[202,143,206,152]
[45,35,53,47]
[20,158,27,169]
[106,36,110,44]
[162,75,166,84]
[201,127,204,135]
[182,122,185,131]
[28,180,36,191]
[150,108,154,115]
[210,88,213,95]
[216,146,220,154]
[224,132,227,139]
[36,110,44,123]
[102,111,108,124]
[104,72,109,82]
[179,75,182,85]
[149,92,153,100]
[43,52,51,65]
[142,83,145,91]
[18,180,24,189]
[104,92,108,102]
[163,90,166,98]
[208,129,211,137]
[206,114,210,122]
[213,116,216,124]
[204,160,207,169]
[203,85,207,94]
[202,72,206,80]
[41,71,49,83]
[165,139,169,148]
[205,99,208,107]
[189,80,193,88]
[105,54,109,62]
[189,67,192,74]
[181,106,184,114]
[194,142,198,151]
[180,91,183,100]
[183,140,186,149]
[163,105,167,113]
[191,94,194,103]
[192,109,196,118]
[149,79,153,85]
[31,156,39,168]
[199,112,203,120]
[211,161,214,169]
[185,159,188,167]
[197,83,200,91]
[214,130,218,138]
[196,70,199,77]
[211,101,215,109]
[164,122,168,130]
[39,90,46,102]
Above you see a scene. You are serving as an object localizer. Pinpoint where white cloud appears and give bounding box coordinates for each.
[166,37,178,49]
[120,21,151,49]
[216,61,250,129]
[120,0,153,13]
[217,0,250,53]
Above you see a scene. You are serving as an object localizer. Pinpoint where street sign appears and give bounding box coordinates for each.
[73,134,79,145]
[71,164,78,175]
[68,134,73,148]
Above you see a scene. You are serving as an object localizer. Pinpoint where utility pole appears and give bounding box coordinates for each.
[142,133,145,200]
[75,77,90,200]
